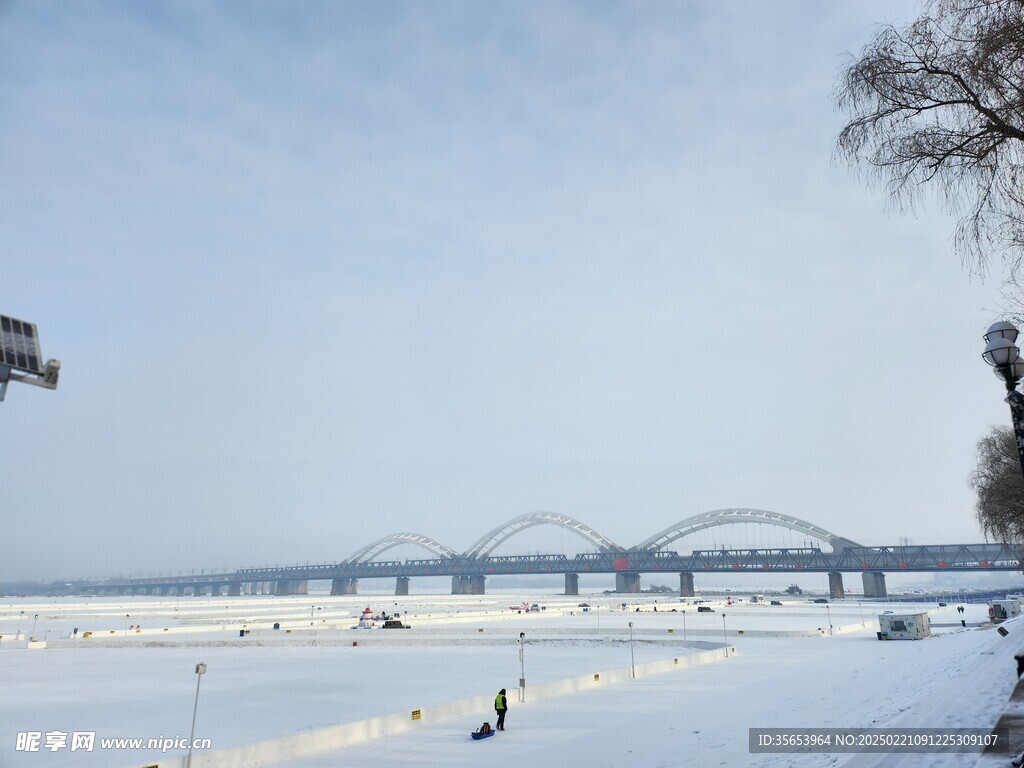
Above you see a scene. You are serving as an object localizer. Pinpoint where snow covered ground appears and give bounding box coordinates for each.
[1,592,1018,768]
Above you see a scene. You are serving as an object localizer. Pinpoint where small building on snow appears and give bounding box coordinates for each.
[877,612,931,640]
[989,599,1022,623]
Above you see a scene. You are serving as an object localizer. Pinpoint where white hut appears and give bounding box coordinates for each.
[989,599,1021,623]
[877,612,930,640]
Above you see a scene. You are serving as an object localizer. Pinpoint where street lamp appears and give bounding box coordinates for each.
[858,601,864,628]
[722,614,728,657]
[628,621,636,678]
[982,321,1024,478]
[187,662,207,768]
[17,611,24,639]
[30,614,38,641]
[682,609,686,642]
[124,613,130,639]
[0,313,61,402]
[518,632,526,703]
[826,604,833,636]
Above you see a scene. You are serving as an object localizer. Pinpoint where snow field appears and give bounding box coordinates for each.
[0,593,1011,768]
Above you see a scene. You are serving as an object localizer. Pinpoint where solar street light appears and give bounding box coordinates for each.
[722,613,728,657]
[187,662,207,768]
[518,632,526,702]
[0,314,60,402]
[628,621,635,678]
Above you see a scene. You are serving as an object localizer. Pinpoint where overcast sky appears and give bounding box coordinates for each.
[0,1,1013,582]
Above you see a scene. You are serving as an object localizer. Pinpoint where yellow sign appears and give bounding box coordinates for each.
[411,710,422,720]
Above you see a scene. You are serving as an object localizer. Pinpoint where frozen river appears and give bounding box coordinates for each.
[0,591,1015,767]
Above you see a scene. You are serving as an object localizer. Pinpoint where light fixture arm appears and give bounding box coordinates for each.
[0,360,60,402]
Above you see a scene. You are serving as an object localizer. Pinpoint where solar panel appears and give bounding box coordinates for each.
[0,314,44,375]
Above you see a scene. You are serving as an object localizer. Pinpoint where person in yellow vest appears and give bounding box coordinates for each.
[494,688,508,730]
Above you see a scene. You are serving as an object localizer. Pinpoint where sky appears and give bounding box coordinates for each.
[0,1,1015,582]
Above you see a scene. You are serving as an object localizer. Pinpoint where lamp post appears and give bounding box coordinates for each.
[124,613,130,639]
[858,601,864,628]
[518,632,526,703]
[17,611,24,639]
[826,604,833,636]
[187,662,207,768]
[722,613,728,657]
[628,621,635,678]
[682,609,686,642]
[982,321,1024,478]
[30,614,38,641]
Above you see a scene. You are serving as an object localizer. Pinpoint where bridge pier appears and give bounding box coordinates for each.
[828,571,845,599]
[564,573,579,596]
[862,570,887,598]
[275,580,308,596]
[615,572,641,593]
[395,576,409,596]
[331,578,359,595]
[451,575,486,594]
[679,572,695,597]
[227,583,242,597]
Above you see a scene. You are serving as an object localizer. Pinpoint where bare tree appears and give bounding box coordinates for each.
[970,425,1024,544]
[835,0,1024,302]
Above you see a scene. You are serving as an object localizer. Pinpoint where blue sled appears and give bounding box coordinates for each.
[471,730,496,740]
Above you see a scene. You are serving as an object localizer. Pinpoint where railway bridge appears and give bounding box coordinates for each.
[72,509,1021,600]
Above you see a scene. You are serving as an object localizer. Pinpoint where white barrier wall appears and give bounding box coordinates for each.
[139,645,736,768]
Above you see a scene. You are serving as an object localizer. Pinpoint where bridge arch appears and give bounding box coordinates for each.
[462,512,622,559]
[344,532,458,564]
[636,508,861,553]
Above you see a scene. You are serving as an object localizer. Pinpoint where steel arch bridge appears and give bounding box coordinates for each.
[461,511,622,559]
[344,532,458,564]
[636,508,862,553]
[73,508,1022,600]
